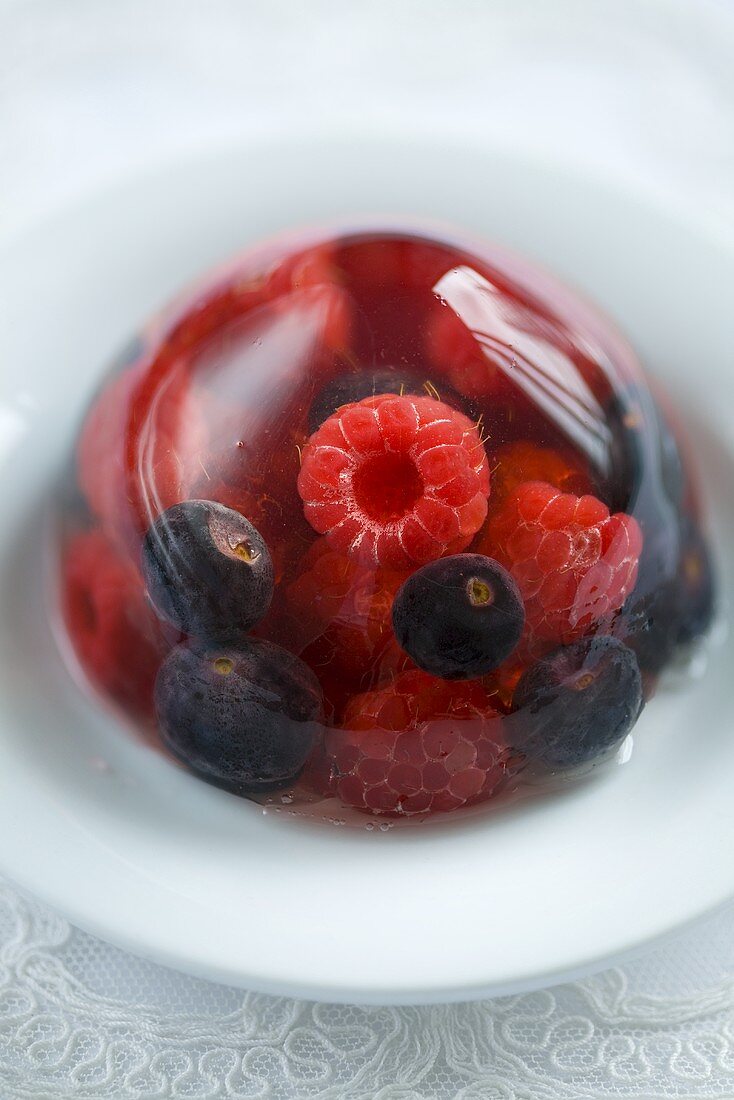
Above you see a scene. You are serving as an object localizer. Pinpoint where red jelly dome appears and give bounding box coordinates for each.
[54,225,716,822]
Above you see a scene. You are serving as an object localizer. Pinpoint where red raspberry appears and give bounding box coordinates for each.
[427,304,507,401]
[108,265,336,554]
[488,441,593,508]
[266,243,351,352]
[78,362,207,555]
[325,670,514,816]
[280,541,406,711]
[480,481,643,644]
[297,394,490,569]
[367,635,418,688]
[370,638,528,713]
[483,654,531,712]
[60,530,172,717]
[285,540,401,648]
[164,237,345,354]
[191,396,314,585]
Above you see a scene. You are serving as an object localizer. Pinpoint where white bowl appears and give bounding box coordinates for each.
[0,136,731,1003]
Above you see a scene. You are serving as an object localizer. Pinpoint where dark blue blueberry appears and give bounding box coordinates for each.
[513,636,643,768]
[619,585,679,678]
[616,515,683,680]
[600,393,641,512]
[155,638,324,794]
[674,517,716,647]
[142,500,274,641]
[308,368,474,432]
[606,391,686,513]
[657,409,686,508]
[619,517,715,676]
[391,554,525,680]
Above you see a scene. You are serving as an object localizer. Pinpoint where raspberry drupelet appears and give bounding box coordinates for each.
[281,540,406,710]
[297,393,490,569]
[325,670,516,815]
[487,441,594,508]
[480,481,642,645]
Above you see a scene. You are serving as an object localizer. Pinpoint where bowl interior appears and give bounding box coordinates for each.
[0,134,731,1003]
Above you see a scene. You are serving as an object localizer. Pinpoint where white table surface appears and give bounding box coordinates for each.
[1,1,734,1096]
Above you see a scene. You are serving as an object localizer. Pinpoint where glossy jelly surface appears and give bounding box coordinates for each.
[53,226,716,824]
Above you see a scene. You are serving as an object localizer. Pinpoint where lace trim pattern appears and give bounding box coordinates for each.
[2,883,734,1098]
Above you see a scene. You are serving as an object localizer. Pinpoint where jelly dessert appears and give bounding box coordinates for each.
[53,225,716,822]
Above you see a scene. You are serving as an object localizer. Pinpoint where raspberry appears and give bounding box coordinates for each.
[114,273,333,553]
[78,362,207,555]
[427,304,507,400]
[488,441,593,508]
[266,243,351,351]
[367,635,418,687]
[297,394,490,569]
[285,540,401,648]
[282,540,406,710]
[480,481,642,645]
[483,655,528,712]
[61,530,172,717]
[325,670,514,816]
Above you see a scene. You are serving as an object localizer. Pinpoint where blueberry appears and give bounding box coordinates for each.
[606,391,685,513]
[657,409,686,508]
[513,636,643,768]
[391,554,525,680]
[616,519,683,678]
[308,368,473,432]
[674,517,716,647]
[142,500,274,641]
[600,393,641,512]
[155,638,324,794]
[619,517,715,674]
[619,585,679,677]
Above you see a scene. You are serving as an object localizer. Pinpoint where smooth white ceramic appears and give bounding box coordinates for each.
[0,137,731,1004]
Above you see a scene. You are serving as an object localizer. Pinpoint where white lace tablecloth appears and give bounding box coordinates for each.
[2,1,734,1096]
[3,881,734,1099]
